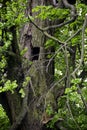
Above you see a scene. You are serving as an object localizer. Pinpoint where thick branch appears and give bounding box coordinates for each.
[62,0,77,21]
[28,16,74,53]
[28,0,77,32]
[29,0,77,31]
[42,18,77,31]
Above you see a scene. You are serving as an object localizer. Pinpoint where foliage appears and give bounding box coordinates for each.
[32,2,87,130]
[0,0,87,130]
[23,76,30,87]
[0,0,27,28]
[47,77,87,130]
[0,0,28,129]
[0,0,28,90]
[19,88,25,98]
[33,6,69,20]
[0,105,10,130]
[0,80,18,93]
[19,76,30,98]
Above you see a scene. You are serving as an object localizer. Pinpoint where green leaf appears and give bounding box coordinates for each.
[19,88,25,98]
[20,48,28,56]
[65,87,72,94]
[0,80,18,93]
[71,78,81,84]
[23,76,30,87]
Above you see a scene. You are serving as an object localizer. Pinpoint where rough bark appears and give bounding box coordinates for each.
[18,0,55,129]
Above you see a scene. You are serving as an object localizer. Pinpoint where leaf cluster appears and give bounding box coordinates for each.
[33,6,69,20]
[0,0,28,29]
[0,105,10,130]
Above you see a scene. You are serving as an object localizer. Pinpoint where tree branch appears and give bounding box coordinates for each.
[41,18,77,31]
[62,0,77,21]
[28,16,75,53]
[72,14,87,76]
[29,0,77,31]
[71,14,87,110]
[66,98,81,130]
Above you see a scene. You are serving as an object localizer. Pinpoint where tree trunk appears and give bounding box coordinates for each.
[18,1,55,130]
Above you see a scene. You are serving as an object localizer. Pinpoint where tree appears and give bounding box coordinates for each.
[0,0,87,130]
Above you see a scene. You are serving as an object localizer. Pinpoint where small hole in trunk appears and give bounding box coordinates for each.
[32,47,40,61]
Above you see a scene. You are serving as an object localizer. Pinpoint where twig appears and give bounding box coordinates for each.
[45,75,66,100]
[62,43,70,88]
[71,14,87,110]
[66,98,81,130]
[30,78,36,96]
[72,14,87,76]
[46,45,64,72]
[28,15,79,54]
[42,18,77,31]
[46,28,82,72]
[37,75,66,108]
[66,28,82,43]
